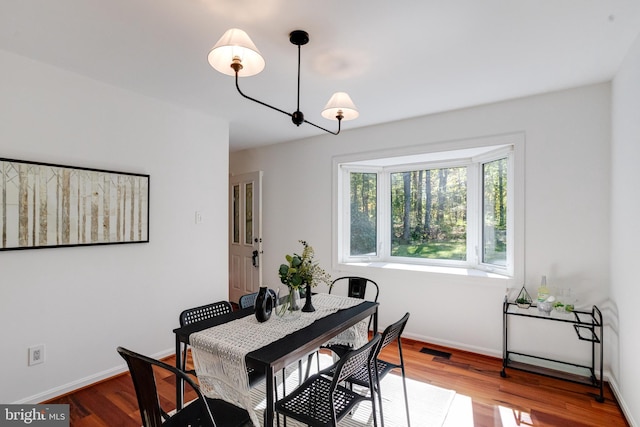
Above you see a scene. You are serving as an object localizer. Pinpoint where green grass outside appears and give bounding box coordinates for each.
[391,241,466,260]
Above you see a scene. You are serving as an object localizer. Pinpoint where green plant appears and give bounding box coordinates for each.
[515,286,532,307]
[278,240,332,290]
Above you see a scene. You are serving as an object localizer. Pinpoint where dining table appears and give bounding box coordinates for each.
[173,293,378,427]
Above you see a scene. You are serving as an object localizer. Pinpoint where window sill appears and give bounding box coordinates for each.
[338,261,511,280]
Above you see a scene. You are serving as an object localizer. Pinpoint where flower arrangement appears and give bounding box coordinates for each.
[278,240,332,290]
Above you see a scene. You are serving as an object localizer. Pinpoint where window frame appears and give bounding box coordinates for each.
[333,133,524,281]
[476,148,514,271]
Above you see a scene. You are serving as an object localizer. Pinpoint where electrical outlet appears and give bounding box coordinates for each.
[28,344,45,366]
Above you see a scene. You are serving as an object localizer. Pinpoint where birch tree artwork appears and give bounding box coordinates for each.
[0,158,149,250]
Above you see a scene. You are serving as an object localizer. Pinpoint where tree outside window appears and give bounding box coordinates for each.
[390,167,467,261]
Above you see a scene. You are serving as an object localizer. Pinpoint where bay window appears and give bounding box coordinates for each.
[335,134,523,278]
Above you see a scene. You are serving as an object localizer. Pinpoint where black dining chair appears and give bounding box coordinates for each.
[238,289,277,309]
[306,276,380,377]
[328,276,380,348]
[342,312,411,427]
[275,334,382,427]
[117,346,252,427]
[330,276,380,303]
[179,301,233,374]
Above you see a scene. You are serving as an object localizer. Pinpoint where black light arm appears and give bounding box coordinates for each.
[231,30,343,136]
[233,72,291,119]
[304,115,342,135]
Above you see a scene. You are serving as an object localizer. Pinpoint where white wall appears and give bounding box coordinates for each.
[0,50,229,404]
[230,83,611,369]
[611,33,640,426]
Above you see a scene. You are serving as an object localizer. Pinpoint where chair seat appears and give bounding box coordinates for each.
[275,375,367,427]
[164,398,251,427]
[347,359,400,388]
[324,343,352,358]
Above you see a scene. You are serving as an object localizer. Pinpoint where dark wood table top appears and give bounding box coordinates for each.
[246,300,378,372]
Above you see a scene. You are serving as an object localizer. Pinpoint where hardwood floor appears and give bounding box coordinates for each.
[399,339,628,427]
[46,338,629,426]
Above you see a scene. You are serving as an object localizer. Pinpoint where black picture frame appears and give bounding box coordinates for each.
[0,157,149,251]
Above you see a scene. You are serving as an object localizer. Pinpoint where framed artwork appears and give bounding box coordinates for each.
[0,157,149,251]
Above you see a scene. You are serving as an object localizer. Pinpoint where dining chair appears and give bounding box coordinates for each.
[117,346,252,427]
[328,276,380,348]
[179,300,233,373]
[238,288,277,309]
[275,334,382,427]
[329,276,380,303]
[306,276,380,376]
[342,312,411,427]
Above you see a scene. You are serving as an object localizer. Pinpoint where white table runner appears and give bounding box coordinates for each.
[190,293,370,426]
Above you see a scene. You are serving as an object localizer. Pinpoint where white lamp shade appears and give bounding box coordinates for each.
[321,92,359,121]
[208,28,265,77]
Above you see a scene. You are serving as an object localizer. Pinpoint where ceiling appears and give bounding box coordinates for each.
[2,1,639,152]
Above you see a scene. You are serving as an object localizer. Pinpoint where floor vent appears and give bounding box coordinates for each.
[420,347,452,359]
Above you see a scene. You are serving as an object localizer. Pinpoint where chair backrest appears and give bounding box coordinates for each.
[179,301,232,327]
[330,277,380,332]
[238,289,276,309]
[378,312,410,353]
[332,334,381,386]
[117,346,215,427]
[238,293,257,309]
[329,276,379,302]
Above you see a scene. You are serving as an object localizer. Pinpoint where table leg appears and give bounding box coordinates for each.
[373,307,379,333]
[265,366,275,427]
[175,336,184,410]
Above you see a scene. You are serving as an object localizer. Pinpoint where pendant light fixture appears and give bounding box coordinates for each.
[208,29,358,135]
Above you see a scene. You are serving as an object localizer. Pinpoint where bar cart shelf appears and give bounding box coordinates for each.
[501,297,604,402]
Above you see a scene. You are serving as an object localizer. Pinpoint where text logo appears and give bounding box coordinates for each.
[0,405,69,426]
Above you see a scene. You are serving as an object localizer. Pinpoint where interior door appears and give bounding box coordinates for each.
[229,171,263,304]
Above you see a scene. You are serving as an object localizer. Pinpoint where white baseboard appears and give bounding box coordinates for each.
[403,331,502,359]
[607,375,637,427]
[12,348,175,404]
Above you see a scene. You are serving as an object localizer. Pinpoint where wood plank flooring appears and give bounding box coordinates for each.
[46,337,629,426]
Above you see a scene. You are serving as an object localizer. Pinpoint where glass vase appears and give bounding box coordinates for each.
[275,288,301,320]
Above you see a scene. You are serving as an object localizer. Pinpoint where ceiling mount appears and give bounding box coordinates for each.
[207,28,358,136]
[289,30,309,46]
